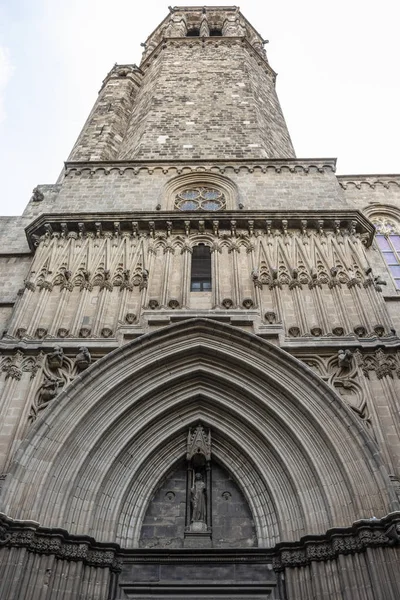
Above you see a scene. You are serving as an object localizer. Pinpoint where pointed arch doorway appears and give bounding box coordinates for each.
[1,319,395,600]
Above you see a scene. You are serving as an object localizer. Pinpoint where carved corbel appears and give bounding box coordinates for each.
[24,280,36,292]
[308,268,321,289]
[346,268,361,289]
[132,222,139,238]
[316,219,326,243]
[77,223,86,238]
[289,269,302,290]
[269,268,282,290]
[281,220,291,244]
[328,267,341,289]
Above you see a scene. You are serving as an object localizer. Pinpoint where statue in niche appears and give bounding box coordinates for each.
[191,472,206,523]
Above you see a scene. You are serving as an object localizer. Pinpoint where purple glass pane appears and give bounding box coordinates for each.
[383,252,399,264]
[376,235,390,251]
[391,235,400,251]
[179,200,198,211]
[389,265,400,277]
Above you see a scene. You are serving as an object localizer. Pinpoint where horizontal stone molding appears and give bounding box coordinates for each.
[273,512,400,570]
[1,511,399,571]
[24,209,374,251]
[0,512,121,571]
[63,157,337,178]
[338,176,400,190]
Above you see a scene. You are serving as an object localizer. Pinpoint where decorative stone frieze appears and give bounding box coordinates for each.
[1,511,399,572]
[273,514,399,570]
[0,513,121,571]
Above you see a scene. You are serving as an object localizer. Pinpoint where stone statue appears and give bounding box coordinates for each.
[48,345,64,369]
[75,346,91,371]
[191,472,206,523]
[39,378,61,402]
[338,349,352,369]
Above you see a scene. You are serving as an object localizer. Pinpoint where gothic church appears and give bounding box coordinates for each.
[0,6,400,599]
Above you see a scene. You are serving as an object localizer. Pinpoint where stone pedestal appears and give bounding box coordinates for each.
[184,523,212,548]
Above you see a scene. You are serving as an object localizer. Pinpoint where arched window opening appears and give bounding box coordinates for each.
[191,244,212,292]
[373,217,400,289]
[187,28,200,37]
[210,29,223,36]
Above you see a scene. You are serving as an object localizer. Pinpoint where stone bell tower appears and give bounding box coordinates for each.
[68,5,295,162]
[1,5,400,600]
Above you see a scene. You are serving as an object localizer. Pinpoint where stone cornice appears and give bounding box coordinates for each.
[24,209,374,251]
[0,512,121,571]
[338,175,400,189]
[64,157,337,177]
[273,512,400,571]
[1,511,399,570]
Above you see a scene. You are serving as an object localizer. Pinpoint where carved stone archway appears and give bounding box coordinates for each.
[1,319,395,547]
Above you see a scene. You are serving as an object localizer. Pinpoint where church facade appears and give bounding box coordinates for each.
[0,6,400,599]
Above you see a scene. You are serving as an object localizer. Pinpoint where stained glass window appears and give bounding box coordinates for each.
[373,218,400,290]
[175,187,225,211]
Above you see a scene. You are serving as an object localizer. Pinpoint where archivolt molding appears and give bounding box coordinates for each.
[1,320,396,549]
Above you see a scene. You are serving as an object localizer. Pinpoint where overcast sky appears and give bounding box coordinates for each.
[0,0,399,216]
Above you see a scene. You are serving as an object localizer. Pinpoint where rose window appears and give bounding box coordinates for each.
[175,187,226,211]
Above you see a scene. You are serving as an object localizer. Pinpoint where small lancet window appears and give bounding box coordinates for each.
[191,244,212,292]
[187,28,200,37]
[210,29,223,36]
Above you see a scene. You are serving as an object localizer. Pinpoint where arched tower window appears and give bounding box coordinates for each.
[187,28,200,37]
[372,216,400,289]
[164,173,237,211]
[191,244,212,291]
